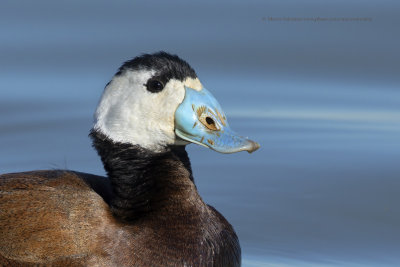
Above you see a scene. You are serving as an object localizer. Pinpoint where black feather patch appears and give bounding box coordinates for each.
[89,129,194,220]
[115,51,197,84]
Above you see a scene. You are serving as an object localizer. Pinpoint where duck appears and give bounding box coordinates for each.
[0,52,259,267]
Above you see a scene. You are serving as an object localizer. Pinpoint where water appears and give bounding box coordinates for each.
[1,1,400,266]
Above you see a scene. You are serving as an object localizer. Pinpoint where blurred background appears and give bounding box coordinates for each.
[1,0,400,266]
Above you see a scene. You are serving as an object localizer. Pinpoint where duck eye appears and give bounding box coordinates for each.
[145,79,164,93]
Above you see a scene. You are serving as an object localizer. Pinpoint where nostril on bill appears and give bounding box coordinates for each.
[205,117,215,125]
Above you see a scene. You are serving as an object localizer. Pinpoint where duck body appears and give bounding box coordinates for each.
[0,139,240,266]
[0,52,258,266]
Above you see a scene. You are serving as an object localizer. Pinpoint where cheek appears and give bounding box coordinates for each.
[155,83,186,130]
[160,82,185,113]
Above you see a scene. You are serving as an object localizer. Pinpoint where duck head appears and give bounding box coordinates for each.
[93,52,259,153]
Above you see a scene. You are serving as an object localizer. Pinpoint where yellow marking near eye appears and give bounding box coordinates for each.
[208,108,217,118]
[216,109,226,126]
[192,104,195,111]
[197,106,206,118]
[207,139,214,145]
[193,121,197,128]
[200,136,205,143]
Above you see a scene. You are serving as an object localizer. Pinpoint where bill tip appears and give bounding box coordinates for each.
[246,140,260,153]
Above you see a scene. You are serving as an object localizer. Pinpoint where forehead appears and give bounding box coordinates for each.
[115,52,197,85]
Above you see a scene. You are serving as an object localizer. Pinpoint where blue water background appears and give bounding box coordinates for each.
[1,1,400,266]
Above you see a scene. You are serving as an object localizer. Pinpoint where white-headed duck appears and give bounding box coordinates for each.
[0,52,259,267]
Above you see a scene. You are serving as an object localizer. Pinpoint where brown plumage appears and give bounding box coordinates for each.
[0,144,240,266]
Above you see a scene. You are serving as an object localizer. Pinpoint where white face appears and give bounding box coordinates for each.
[93,69,202,152]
